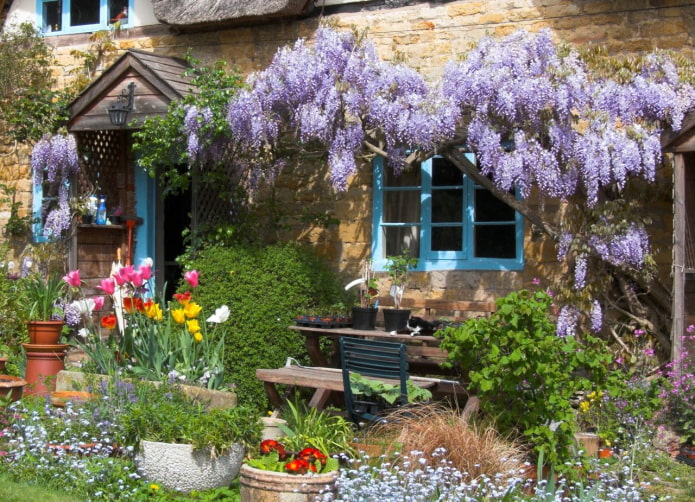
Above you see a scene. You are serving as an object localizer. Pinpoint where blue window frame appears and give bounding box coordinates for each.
[38,0,132,35]
[372,154,524,272]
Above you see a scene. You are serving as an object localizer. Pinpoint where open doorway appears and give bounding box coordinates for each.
[160,188,191,299]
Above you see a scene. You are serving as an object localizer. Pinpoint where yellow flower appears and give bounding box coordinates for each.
[184,302,202,319]
[579,401,591,413]
[187,319,201,334]
[171,308,186,324]
[146,302,163,321]
[150,484,159,491]
[194,332,203,342]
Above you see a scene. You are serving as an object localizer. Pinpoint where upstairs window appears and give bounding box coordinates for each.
[39,0,131,35]
[372,153,524,271]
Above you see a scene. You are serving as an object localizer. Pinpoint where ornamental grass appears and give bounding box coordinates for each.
[364,402,527,481]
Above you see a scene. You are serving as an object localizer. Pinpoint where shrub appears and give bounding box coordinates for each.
[438,288,612,469]
[183,242,349,408]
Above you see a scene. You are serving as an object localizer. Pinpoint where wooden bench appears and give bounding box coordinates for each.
[375,297,496,322]
[256,364,471,411]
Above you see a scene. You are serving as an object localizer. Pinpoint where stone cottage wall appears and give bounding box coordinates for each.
[2,0,691,300]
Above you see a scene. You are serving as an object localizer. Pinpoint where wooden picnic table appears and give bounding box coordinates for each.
[289,325,451,373]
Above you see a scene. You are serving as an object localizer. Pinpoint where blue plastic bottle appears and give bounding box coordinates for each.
[96,196,107,225]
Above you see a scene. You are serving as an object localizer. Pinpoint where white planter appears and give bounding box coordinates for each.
[136,440,245,493]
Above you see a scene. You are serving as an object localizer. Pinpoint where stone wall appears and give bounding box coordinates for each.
[3,0,691,299]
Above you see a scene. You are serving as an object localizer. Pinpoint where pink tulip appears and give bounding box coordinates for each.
[184,270,200,288]
[93,296,105,311]
[130,270,144,288]
[97,278,116,295]
[139,263,153,281]
[63,270,81,288]
[114,265,135,286]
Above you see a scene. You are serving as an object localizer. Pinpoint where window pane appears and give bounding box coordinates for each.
[383,226,420,258]
[432,226,462,251]
[475,188,515,222]
[71,0,100,26]
[43,1,62,32]
[474,225,516,258]
[384,163,420,187]
[432,189,462,223]
[432,157,463,186]
[109,0,129,23]
[383,190,420,223]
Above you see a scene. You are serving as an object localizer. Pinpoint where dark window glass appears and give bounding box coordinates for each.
[474,225,516,258]
[109,0,129,23]
[383,190,420,223]
[432,226,462,251]
[432,157,463,186]
[43,1,62,32]
[475,188,515,222]
[383,226,420,258]
[383,163,420,187]
[71,0,100,26]
[432,189,462,223]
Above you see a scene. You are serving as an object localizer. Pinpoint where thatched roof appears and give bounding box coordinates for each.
[151,0,314,29]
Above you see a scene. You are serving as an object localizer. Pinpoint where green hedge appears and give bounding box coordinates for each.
[185,242,349,409]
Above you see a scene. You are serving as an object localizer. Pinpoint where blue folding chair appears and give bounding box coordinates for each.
[340,336,409,425]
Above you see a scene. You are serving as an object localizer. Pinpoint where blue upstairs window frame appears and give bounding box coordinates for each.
[371,154,524,272]
[37,0,133,36]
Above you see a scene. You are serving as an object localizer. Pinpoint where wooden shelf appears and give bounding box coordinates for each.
[77,224,126,230]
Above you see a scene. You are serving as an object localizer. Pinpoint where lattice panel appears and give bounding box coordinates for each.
[193,161,243,231]
[685,162,695,270]
[74,130,123,211]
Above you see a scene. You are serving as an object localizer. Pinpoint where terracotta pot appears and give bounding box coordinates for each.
[239,464,337,502]
[22,343,68,396]
[0,375,27,401]
[26,320,65,345]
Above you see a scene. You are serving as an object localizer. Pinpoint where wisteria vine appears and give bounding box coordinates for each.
[30,133,80,239]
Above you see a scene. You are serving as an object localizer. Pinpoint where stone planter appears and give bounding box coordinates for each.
[136,440,245,493]
[261,416,288,440]
[574,432,600,457]
[55,370,237,409]
[239,464,337,502]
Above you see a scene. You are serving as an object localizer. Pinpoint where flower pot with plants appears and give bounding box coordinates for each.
[346,260,379,330]
[24,272,69,344]
[383,253,418,332]
[241,439,340,502]
[121,381,262,493]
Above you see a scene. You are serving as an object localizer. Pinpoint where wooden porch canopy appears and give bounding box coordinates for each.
[662,113,695,364]
[67,49,196,131]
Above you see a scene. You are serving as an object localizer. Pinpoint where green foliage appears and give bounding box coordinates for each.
[119,380,262,452]
[182,242,350,409]
[0,185,33,239]
[0,23,72,143]
[348,373,432,405]
[278,400,356,455]
[438,288,612,469]
[0,251,29,369]
[23,272,67,321]
[132,55,244,195]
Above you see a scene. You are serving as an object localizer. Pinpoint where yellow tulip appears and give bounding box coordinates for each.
[184,302,203,319]
[171,308,186,324]
[187,319,201,334]
[194,332,203,343]
[146,302,163,321]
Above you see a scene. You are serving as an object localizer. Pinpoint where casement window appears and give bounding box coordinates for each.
[38,0,131,35]
[372,153,524,272]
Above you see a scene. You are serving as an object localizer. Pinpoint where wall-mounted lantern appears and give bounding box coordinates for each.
[107,82,135,127]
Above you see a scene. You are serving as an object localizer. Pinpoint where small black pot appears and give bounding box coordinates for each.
[351,307,378,330]
[383,309,411,332]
